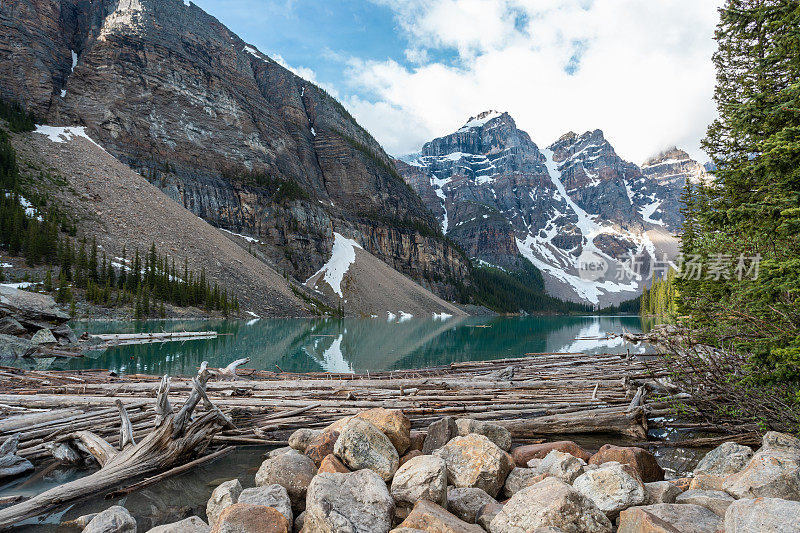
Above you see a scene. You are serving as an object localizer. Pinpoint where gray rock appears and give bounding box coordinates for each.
[455,419,512,451]
[52,323,78,344]
[31,328,57,345]
[288,428,321,453]
[618,503,723,533]
[255,450,317,509]
[0,316,27,336]
[422,416,458,455]
[489,477,611,533]
[267,446,299,459]
[724,497,800,532]
[762,431,800,452]
[206,479,242,526]
[390,454,447,508]
[723,447,800,500]
[694,441,753,477]
[675,489,734,517]
[539,449,586,484]
[0,286,69,323]
[293,511,305,533]
[82,506,136,533]
[0,434,34,480]
[305,470,395,533]
[146,516,210,533]
[503,467,542,498]
[446,487,496,524]
[0,333,34,358]
[333,417,399,482]
[476,503,503,532]
[434,434,514,498]
[238,485,293,523]
[573,461,645,517]
[642,481,683,504]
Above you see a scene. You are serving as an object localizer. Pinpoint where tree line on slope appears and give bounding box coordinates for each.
[0,102,238,317]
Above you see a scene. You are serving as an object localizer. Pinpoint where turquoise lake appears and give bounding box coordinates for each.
[50,315,655,375]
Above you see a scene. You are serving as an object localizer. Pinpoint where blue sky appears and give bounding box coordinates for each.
[191,0,722,163]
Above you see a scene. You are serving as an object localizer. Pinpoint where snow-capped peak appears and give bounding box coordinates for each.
[457,110,504,133]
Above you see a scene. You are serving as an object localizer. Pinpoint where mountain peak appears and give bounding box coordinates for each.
[642,146,692,167]
[457,110,507,133]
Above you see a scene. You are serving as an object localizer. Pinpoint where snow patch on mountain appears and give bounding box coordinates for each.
[306,233,363,297]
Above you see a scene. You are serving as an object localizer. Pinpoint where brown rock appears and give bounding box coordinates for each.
[355,408,412,455]
[410,431,427,452]
[669,478,692,491]
[400,450,424,467]
[210,503,290,533]
[304,430,339,467]
[511,441,592,466]
[589,445,664,482]
[398,500,484,533]
[475,502,503,531]
[689,474,724,491]
[423,417,458,455]
[317,454,350,474]
[617,504,722,533]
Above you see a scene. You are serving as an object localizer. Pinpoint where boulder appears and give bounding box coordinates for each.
[305,429,339,467]
[434,434,514,498]
[31,328,57,345]
[669,478,692,491]
[267,447,298,459]
[391,455,448,508]
[538,450,586,484]
[238,485,293,522]
[288,429,321,452]
[617,504,723,533]
[724,497,800,532]
[455,419,512,451]
[489,477,612,533]
[0,434,34,480]
[334,417,399,482]
[82,506,136,533]
[52,323,78,344]
[475,503,503,532]
[511,441,592,466]
[722,447,800,500]
[573,461,645,517]
[356,408,412,455]
[398,500,484,533]
[642,481,683,505]
[206,479,242,526]
[589,445,664,482]
[146,516,210,533]
[410,431,426,452]
[0,333,34,358]
[400,450,423,467]
[694,441,753,477]
[674,489,734,516]
[210,503,290,533]
[446,487,496,524]
[255,450,317,509]
[0,286,69,323]
[423,416,458,455]
[0,316,26,336]
[304,470,395,533]
[503,467,542,498]
[762,431,800,452]
[690,474,725,491]
[318,454,350,474]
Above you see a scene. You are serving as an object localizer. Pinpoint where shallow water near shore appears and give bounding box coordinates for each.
[30,315,655,375]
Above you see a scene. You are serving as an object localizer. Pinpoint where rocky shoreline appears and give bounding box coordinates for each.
[67,408,800,533]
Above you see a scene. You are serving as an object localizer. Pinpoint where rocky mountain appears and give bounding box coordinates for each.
[0,0,468,301]
[398,111,703,306]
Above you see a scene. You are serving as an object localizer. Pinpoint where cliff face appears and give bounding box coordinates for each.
[0,0,469,298]
[398,111,694,306]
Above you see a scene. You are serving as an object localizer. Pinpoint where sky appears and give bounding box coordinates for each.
[191,0,723,164]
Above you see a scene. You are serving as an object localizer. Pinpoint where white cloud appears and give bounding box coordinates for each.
[348,0,722,164]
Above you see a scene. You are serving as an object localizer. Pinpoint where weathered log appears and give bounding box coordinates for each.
[0,362,229,529]
[0,434,34,481]
[495,406,648,439]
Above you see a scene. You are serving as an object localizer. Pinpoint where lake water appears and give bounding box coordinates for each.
[45,315,655,376]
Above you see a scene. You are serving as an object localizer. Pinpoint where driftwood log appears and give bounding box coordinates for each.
[0,362,232,529]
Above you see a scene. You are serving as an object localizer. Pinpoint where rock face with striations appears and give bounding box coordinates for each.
[0,0,469,302]
[398,112,701,306]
